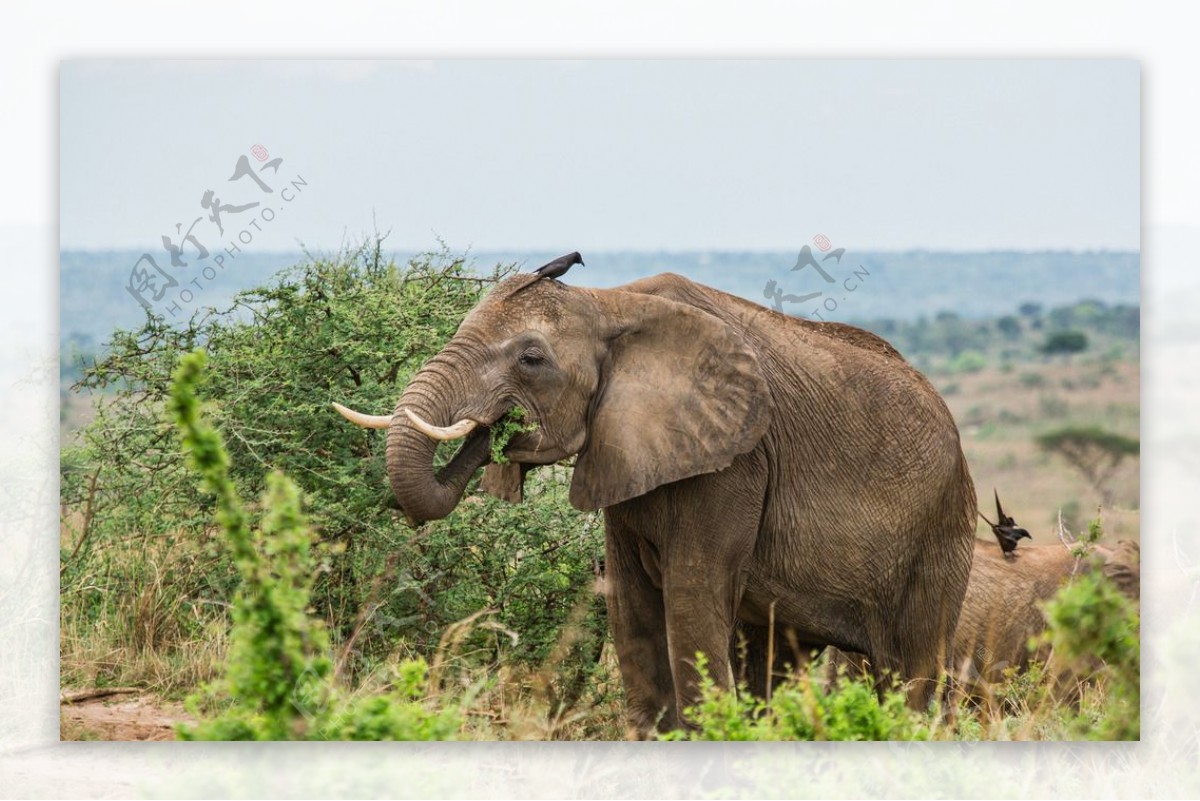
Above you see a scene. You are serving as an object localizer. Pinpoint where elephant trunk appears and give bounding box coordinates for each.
[385,355,492,525]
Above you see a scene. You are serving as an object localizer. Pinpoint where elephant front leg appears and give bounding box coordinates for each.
[605,527,679,738]
[659,452,765,729]
[663,574,745,727]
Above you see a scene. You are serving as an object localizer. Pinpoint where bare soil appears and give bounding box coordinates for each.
[60,689,192,741]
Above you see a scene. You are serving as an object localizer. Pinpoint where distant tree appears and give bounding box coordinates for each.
[929,312,987,357]
[949,350,987,374]
[906,315,932,354]
[1041,330,1089,357]
[1036,425,1139,503]
[1018,302,1043,318]
[1097,304,1141,340]
[996,315,1021,340]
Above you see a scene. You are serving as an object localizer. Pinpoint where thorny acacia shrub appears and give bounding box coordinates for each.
[61,242,606,702]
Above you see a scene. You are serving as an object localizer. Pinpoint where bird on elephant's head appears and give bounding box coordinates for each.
[334,272,977,737]
[507,251,586,298]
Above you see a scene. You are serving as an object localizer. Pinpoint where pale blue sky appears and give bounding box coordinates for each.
[59,60,1139,252]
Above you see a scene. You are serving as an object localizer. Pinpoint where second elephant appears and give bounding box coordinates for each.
[815,538,1140,690]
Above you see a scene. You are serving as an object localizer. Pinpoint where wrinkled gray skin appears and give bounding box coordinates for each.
[376,273,976,736]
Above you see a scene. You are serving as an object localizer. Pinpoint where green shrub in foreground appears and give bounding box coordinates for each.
[660,654,931,741]
[1039,567,1140,740]
[170,349,461,740]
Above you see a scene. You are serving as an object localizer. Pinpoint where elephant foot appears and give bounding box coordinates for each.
[626,703,680,740]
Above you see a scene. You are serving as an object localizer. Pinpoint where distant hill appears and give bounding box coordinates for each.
[60,248,1138,349]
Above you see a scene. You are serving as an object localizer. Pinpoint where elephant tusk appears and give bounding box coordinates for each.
[331,402,392,429]
[403,409,479,441]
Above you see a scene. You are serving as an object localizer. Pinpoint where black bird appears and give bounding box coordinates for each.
[979,489,1032,557]
[533,251,584,281]
[508,251,585,298]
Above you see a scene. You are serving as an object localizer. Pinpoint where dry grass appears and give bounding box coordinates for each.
[60,510,230,695]
[936,357,1140,545]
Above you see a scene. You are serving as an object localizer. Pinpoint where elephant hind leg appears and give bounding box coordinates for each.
[859,622,905,699]
[891,581,962,711]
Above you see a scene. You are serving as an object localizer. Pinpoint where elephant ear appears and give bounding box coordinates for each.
[480,462,530,504]
[569,292,771,511]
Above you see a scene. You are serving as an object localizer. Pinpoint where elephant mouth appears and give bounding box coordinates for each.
[433,422,493,479]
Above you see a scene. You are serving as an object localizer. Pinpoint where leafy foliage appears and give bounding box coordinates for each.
[661,654,931,741]
[168,350,461,740]
[490,406,539,464]
[1039,567,1140,740]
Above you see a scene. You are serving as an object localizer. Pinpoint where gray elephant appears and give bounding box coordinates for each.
[335,273,977,736]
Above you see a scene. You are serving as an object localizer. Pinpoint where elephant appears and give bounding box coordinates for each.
[951,537,1140,684]
[335,272,977,736]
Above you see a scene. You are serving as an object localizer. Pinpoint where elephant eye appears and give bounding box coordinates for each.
[519,349,546,367]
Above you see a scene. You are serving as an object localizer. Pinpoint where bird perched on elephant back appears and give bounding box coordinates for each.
[333,271,976,737]
[980,490,1032,557]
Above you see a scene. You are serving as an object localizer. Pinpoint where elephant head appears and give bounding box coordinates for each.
[336,275,772,525]
[1098,538,1140,603]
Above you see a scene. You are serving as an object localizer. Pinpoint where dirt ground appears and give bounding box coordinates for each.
[60,690,192,741]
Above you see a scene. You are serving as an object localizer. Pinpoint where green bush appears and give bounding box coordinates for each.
[661,655,931,741]
[169,349,462,740]
[1041,330,1089,356]
[949,350,987,374]
[1040,570,1140,740]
